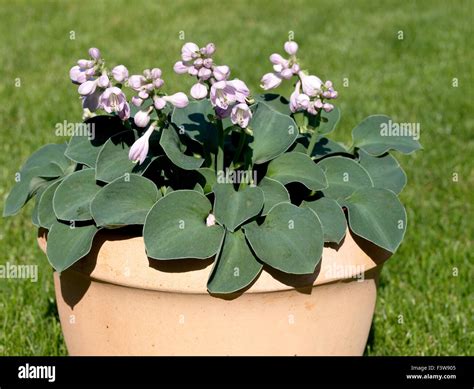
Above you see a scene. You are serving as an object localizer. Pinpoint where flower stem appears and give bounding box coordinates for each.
[232,131,247,167]
[306,111,322,157]
[216,119,224,175]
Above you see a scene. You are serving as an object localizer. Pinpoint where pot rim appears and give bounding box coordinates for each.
[38,228,390,295]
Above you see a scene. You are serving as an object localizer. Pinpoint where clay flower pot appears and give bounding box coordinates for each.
[37,228,390,356]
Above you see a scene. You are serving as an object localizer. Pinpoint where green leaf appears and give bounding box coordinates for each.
[53,168,101,222]
[195,168,216,194]
[358,149,407,194]
[343,187,407,253]
[160,127,204,170]
[46,221,101,272]
[258,177,290,216]
[207,230,263,294]
[91,174,160,227]
[249,102,298,164]
[266,151,327,191]
[311,136,347,159]
[244,203,323,274]
[317,106,341,135]
[37,180,63,229]
[3,170,57,217]
[317,156,373,202]
[171,99,218,151]
[22,143,70,173]
[213,184,264,232]
[31,189,45,227]
[95,130,157,183]
[144,190,225,259]
[352,115,421,156]
[254,94,291,115]
[302,197,347,243]
[65,115,128,167]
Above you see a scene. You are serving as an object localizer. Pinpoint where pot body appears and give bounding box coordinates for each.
[40,230,387,356]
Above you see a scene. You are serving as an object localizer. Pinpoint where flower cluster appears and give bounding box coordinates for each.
[174,42,253,129]
[69,48,130,120]
[173,42,230,100]
[260,41,338,114]
[128,68,189,128]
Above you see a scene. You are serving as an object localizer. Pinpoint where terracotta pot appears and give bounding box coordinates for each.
[37,228,390,356]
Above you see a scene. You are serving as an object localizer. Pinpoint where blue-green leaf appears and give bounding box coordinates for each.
[207,230,263,294]
[302,197,347,243]
[317,156,373,202]
[266,151,327,191]
[144,190,225,259]
[244,203,323,274]
[342,187,406,253]
[91,174,160,227]
[213,183,264,232]
[352,115,421,156]
[249,102,298,164]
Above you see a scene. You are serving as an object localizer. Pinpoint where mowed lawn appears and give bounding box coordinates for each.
[0,0,472,356]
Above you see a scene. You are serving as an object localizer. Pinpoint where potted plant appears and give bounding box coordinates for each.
[4,40,420,356]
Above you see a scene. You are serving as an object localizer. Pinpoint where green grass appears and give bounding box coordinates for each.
[0,0,472,355]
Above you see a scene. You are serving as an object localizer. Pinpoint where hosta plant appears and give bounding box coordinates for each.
[4,40,421,294]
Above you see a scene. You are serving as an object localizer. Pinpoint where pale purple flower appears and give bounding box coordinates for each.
[291,63,300,74]
[163,92,189,108]
[173,61,189,74]
[138,90,149,100]
[112,65,129,83]
[128,75,146,91]
[231,103,252,128]
[227,79,249,103]
[198,67,212,80]
[129,124,155,165]
[118,102,130,120]
[100,87,127,114]
[214,106,232,119]
[203,58,213,68]
[284,41,298,56]
[151,68,162,79]
[153,78,164,89]
[213,65,230,81]
[299,72,323,97]
[190,82,208,99]
[314,99,323,109]
[188,66,198,76]
[203,43,216,56]
[280,68,293,79]
[270,53,288,65]
[181,42,200,61]
[296,93,310,109]
[153,96,166,110]
[206,213,216,227]
[323,103,334,113]
[260,72,282,90]
[82,89,102,112]
[131,96,143,107]
[97,73,110,88]
[78,80,97,96]
[194,58,203,68]
[88,47,101,60]
[77,59,94,68]
[289,81,301,113]
[69,65,84,84]
[134,108,152,128]
[210,81,237,109]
